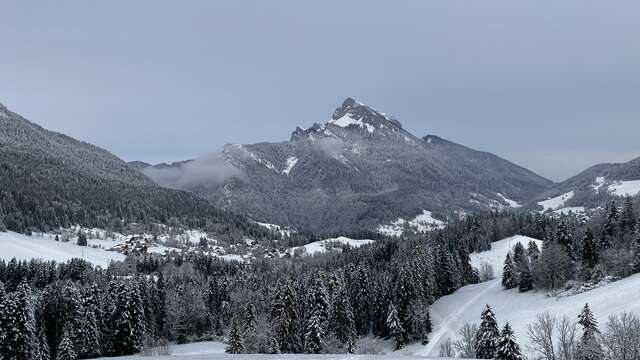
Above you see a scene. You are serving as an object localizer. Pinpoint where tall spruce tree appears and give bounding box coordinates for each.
[620,197,636,233]
[582,228,599,269]
[0,280,37,360]
[495,323,524,360]
[57,332,77,360]
[502,254,516,289]
[333,288,357,351]
[386,303,404,350]
[225,317,245,354]
[475,304,500,359]
[631,224,640,273]
[576,304,604,360]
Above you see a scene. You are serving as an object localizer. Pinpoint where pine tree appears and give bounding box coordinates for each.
[631,224,640,273]
[475,304,500,359]
[77,231,87,246]
[576,304,604,360]
[225,317,245,354]
[620,197,636,232]
[556,221,574,260]
[37,329,51,360]
[527,240,541,262]
[599,226,612,251]
[582,228,599,269]
[518,262,533,292]
[57,332,77,360]
[271,279,299,353]
[0,280,37,360]
[604,201,619,241]
[304,312,325,353]
[501,254,516,289]
[333,289,357,350]
[241,302,257,335]
[495,323,524,360]
[387,303,404,350]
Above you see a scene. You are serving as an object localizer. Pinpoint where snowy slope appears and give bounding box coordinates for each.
[538,191,574,212]
[0,231,124,267]
[608,180,640,197]
[378,210,445,236]
[405,235,640,357]
[289,236,375,256]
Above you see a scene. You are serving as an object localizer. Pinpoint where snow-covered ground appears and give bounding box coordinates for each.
[538,191,574,212]
[405,235,640,357]
[378,210,445,236]
[289,236,375,256]
[96,340,465,359]
[0,231,124,267]
[608,179,640,197]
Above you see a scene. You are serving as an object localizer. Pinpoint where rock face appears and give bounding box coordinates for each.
[136,98,554,232]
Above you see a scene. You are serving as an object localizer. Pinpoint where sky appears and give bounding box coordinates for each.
[1,0,639,182]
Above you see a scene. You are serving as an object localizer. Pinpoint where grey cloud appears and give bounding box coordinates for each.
[142,154,244,190]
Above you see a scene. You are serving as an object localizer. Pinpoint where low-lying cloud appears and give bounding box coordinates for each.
[142,153,244,190]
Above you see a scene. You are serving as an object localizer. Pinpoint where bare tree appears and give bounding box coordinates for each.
[555,316,578,360]
[528,313,556,360]
[454,322,478,358]
[601,313,640,360]
[439,338,455,357]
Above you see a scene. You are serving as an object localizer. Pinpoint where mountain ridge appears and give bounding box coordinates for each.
[136,98,554,232]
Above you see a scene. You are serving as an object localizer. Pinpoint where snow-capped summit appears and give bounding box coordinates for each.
[136,98,553,233]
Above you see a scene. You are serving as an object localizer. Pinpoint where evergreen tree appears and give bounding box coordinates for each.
[77,231,87,246]
[620,197,636,233]
[475,304,500,359]
[304,312,325,353]
[241,302,257,335]
[527,240,541,262]
[386,303,404,350]
[271,279,299,353]
[598,225,612,251]
[225,317,245,354]
[501,254,516,289]
[556,221,574,260]
[518,263,533,292]
[631,224,640,273]
[582,228,599,269]
[576,304,604,360]
[57,332,77,360]
[0,280,37,360]
[37,329,51,360]
[604,201,619,241]
[495,323,524,360]
[332,289,357,351]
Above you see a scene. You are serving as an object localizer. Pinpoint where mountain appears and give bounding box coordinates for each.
[0,102,266,238]
[136,98,553,232]
[529,156,640,214]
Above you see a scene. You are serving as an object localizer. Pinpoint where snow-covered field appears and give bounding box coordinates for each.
[97,340,463,359]
[608,179,640,197]
[289,236,375,256]
[538,191,574,212]
[405,235,640,357]
[378,210,445,236]
[0,231,124,267]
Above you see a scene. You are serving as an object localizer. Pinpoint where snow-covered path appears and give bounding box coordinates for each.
[404,235,640,357]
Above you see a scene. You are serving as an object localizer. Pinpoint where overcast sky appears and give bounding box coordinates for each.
[1,1,639,181]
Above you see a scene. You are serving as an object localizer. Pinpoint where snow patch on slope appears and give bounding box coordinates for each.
[592,176,606,192]
[538,191,574,212]
[288,236,375,257]
[330,114,375,134]
[608,180,640,197]
[0,231,124,268]
[496,193,520,208]
[378,210,445,237]
[283,157,298,175]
